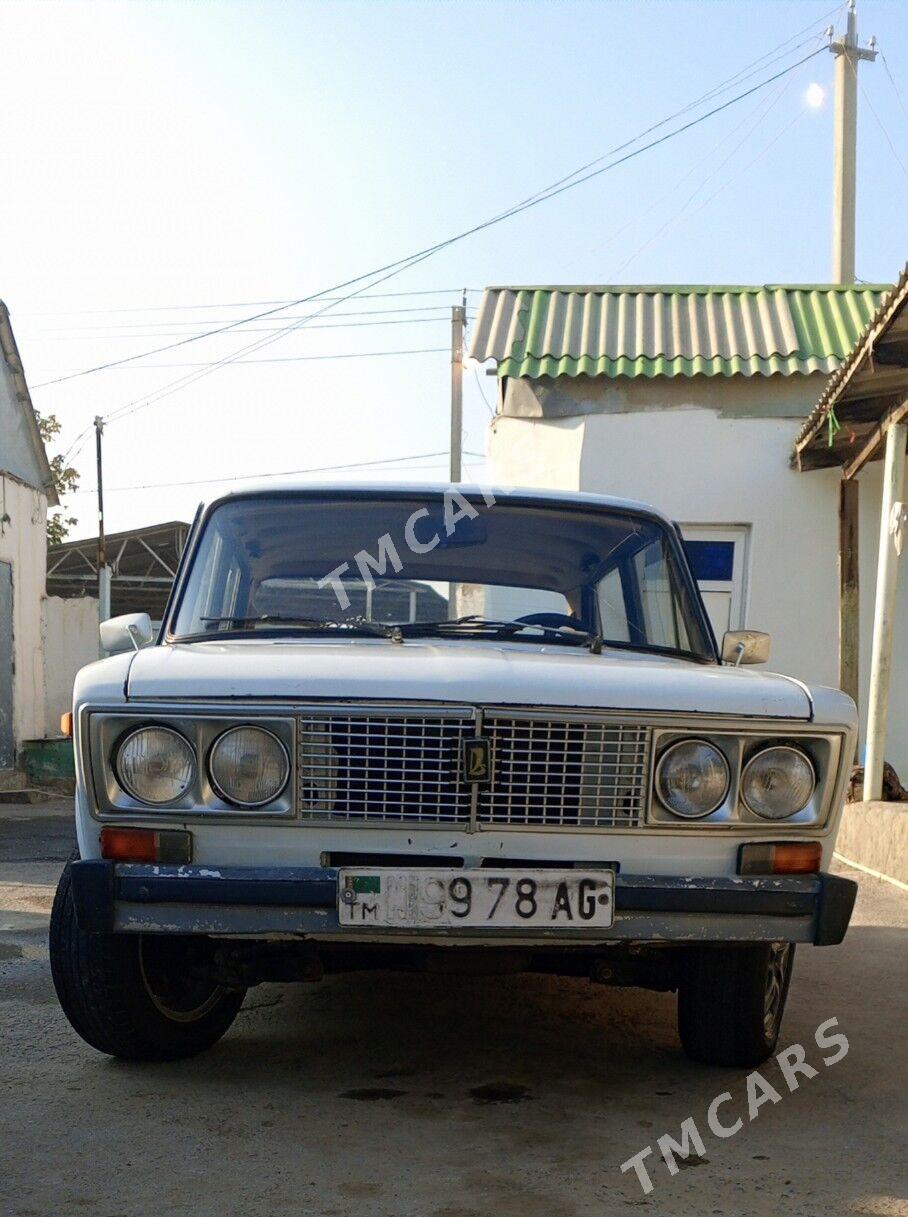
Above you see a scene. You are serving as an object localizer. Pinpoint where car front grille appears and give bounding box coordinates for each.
[297,712,474,823]
[296,709,651,829]
[481,715,650,828]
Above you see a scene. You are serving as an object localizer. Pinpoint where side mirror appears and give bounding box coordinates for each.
[100,612,154,654]
[722,630,771,666]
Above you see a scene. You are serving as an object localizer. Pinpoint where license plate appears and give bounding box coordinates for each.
[337,868,614,929]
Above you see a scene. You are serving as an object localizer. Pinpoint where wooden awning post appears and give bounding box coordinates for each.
[839,478,860,708]
[863,420,908,801]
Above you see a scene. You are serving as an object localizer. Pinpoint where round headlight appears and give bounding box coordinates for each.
[656,739,730,819]
[208,726,289,808]
[116,726,195,805]
[741,746,815,820]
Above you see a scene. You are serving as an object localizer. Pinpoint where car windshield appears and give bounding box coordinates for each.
[169,492,714,660]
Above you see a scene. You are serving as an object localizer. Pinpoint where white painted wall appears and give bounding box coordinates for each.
[487,414,585,490]
[0,473,47,748]
[43,596,100,731]
[489,401,908,777]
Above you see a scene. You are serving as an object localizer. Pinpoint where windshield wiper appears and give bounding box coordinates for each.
[192,613,608,651]
[196,615,401,640]
[395,616,604,651]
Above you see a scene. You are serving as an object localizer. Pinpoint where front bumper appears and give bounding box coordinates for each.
[68,862,857,947]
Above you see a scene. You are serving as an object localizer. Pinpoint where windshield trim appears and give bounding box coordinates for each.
[161,489,719,663]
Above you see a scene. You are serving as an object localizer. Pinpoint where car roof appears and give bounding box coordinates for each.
[200,481,676,528]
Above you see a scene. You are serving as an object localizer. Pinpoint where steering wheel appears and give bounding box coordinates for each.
[514,612,585,630]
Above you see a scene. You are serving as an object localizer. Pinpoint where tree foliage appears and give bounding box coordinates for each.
[34,410,79,546]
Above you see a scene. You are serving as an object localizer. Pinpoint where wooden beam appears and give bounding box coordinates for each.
[838,478,860,708]
[843,396,908,480]
[840,367,908,400]
[797,447,850,472]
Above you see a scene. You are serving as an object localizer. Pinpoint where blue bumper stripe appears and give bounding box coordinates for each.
[68,860,856,945]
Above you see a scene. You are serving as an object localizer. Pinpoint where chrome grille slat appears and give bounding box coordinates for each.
[296,709,651,828]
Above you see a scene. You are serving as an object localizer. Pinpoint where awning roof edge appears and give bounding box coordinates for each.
[793,266,908,476]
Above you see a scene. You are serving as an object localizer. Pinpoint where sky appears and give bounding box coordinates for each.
[1,0,906,542]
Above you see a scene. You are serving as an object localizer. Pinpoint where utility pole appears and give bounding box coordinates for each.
[829,0,876,284]
[94,416,111,650]
[448,297,467,619]
[449,300,466,483]
[830,2,876,722]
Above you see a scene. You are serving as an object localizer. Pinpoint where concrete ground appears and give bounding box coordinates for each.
[1,800,905,1217]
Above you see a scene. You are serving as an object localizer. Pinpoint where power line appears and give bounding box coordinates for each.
[56,36,830,466]
[40,316,476,343]
[101,256,461,425]
[58,277,460,461]
[40,304,473,333]
[497,12,840,215]
[592,72,787,270]
[472,366,496,418]
[663,101,808,239]
[39,39,828,394]
[612,73,796,275]
[65,346,452,371]
[27,287,484,318]
[852,62,908,183]
[32,14,839,346]
[51,40,819,465]
[102,41,829,429]
[880,51,908,126]
[67,449,487,495]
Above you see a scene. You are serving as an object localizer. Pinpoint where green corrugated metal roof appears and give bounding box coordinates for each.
[469,285,890,380]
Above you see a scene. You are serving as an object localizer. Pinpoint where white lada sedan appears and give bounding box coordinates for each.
[50,484,857,1067]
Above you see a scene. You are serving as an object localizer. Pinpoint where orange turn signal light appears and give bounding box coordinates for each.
[60,712,73,738]
[100,826,192,865]
[738,841,822,876]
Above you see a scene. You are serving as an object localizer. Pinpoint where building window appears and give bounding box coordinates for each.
[684,539,735,583]
[680,526,749,640]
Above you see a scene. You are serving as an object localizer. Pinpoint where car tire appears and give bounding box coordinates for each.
[677,942,795,1067]
[49,855,246,1061]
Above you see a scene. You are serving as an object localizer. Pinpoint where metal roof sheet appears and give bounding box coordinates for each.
[469,285,889,380]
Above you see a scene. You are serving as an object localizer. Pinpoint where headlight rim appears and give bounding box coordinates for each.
[114,723,197,806]
[740,743,816,821]
[655,736,731,820]
[207,724,291,809]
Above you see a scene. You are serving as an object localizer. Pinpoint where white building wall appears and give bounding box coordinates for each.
[43,596,99,730]
[489,406,908,777]
[0,473,47,748]
[487,415,586,489]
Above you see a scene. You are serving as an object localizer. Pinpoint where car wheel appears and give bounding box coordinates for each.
[678,942,795,1067]
[49,856,246,1061]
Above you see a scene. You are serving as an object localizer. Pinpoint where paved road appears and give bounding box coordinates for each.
[1,800,906,1217]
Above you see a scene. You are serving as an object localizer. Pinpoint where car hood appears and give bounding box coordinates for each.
[125,637,813,719]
